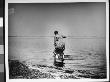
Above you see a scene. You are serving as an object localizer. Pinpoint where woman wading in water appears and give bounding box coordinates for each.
[53,31,66,66]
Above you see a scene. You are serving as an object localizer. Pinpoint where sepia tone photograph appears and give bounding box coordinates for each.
[8,2,107,79]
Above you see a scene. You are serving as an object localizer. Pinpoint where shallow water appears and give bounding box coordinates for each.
[8,37,106,79]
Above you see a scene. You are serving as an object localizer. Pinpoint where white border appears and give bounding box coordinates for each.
[5,0,109,3]
[5,0,109,82]
[106,1,109,81]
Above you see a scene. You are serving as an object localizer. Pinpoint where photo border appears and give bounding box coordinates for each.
[5,0,109,82]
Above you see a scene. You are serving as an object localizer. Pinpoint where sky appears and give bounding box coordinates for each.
[9,3,106,37]
[8,2,106,61]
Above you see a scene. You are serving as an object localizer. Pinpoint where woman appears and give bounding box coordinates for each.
[53,31,66,62]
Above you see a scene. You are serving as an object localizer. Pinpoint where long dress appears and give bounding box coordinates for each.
[54,34,65,61]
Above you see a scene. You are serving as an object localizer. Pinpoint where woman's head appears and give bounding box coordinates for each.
[54,31,58,35]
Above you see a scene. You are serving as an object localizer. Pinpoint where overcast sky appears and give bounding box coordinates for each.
[9,3,106,37]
